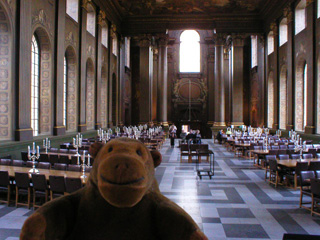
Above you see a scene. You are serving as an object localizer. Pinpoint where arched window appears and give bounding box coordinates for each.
[180,30,200,72]
[303,63,307,129]
[318,0,320,18]
[295,0,306,35]
[66,0,79,22]
[31,35,40,136]
[279,18,288,46]
[267,72,274,128]
[267,31,274,55]
[279,66,287,130]
[125,37,130,68]
[63,56,68,127]
[86,4,96,36]
[251,35,258,68]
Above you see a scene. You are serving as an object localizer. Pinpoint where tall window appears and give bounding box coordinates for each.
[318,0,320,18]
[112,35,117,56]
[295,0,306,35]
[180,30,200,72]
[267,72,274,128]
[125,37,130,68]
[87,4,96,36]
[251,35,258,68]
[267,31,274,55]
[303,64,308,129]
[279,67,287,130]
[31,35,40,136]
[66,0,79,22]
[63,57,67,128]
[279,18,288,46]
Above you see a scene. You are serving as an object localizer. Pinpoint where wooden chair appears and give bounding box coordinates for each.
[49,176,66,200]
[59,155,70,165]
[180,144,190,163]
[65,177,82,194]
[268,159,286,187]
[278,154,289,160]
[309,161,320,172]
[31,174,49,209]
[38,162,51,169]
[286,162,309,189]
[0,171,11,206]
[0,159,12,166]
[54,163,67,171]
[265,155,277,181]
[311,178,320,216]
[15,172,31,208]
[12,160,24,166]
[299,170,315,210]
[49,154,59,165]
[68,164,81,172]
[302,154,313,159]
[39,153,49,163]
[291,154,301,159]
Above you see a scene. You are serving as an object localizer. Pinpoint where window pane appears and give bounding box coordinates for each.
[179,30,200,72]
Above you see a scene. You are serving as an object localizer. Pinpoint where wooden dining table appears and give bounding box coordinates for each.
[0,165,89,184]
[277,158,320,168]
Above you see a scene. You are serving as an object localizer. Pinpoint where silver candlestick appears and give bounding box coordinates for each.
[27,142,40,173]
[73,133,82,165]
[294,138,304,161]
[80,150,91,179]
[43,138,50,153]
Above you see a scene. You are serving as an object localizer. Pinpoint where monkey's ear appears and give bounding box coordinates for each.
[89,142,104,158]
[150,150,162,168]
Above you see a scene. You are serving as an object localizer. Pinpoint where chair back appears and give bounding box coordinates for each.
[15,172,30,189]
[12,160,24,166]
[31,174,47,191]
[308,149,317,158]
[268,159,278,172]
[271,145,279,150]
[59,149,68,153]
[65,177,82,193]
[268,150,278,156]
[21,151,28,161]
[180,144,189,152]
[287,145,295,149]
[316,170,320,179]
[0,171,10,187]
[39,154,49,163]
[85,166,92,172]
[279,145,287,150]
[253,146,262,150]
[54,163,67,171]
[300,171,315,187]
[190,144,200,152]
[277,149,287,156]
[38,162,51,169]
[68,164,81,172]
[59,155,70,164]
[70,156,79,165]
[309,161,320,171]
[317,153,320,159]
[302,154,313,159]
[0,159,11,166]
[26,161,38,168]
[295,162,309,175]
[50,148,59,152]
[278,154,290,160]
[49,154,59,165]
[69,149,77,154]
[265,155,277,161]
[49,175,66,193]
[291,154,300,159]
[311,179,320,196]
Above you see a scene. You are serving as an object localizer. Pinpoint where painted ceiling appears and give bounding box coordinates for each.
[116,0,265,15]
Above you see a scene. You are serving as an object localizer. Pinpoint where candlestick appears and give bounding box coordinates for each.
[27,143,40,173]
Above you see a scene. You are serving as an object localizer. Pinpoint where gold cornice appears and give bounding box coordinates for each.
[306,0,315,6]
[98,10,107,26]
[81,0,92,11]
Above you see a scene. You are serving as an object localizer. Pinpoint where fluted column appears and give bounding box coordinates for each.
[152,46,158,122]
[271,22,279,130]
[231,34,244,126]
[157,36,168,126]
[78,0,89,132]
[207,39,215,126]
[214,34,226,126]
[224,45,230,125]
[15,0,33,140]
[53,0,66,135]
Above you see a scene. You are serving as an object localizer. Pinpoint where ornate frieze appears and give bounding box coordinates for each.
[32,9,53,36]
[65,32,77,47]
[82,0,92,11]
[270,22,278,36]
[283,5,293,23]
[98,10,106,26]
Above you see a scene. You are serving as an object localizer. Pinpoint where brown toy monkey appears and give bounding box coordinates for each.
[20,137,208,240]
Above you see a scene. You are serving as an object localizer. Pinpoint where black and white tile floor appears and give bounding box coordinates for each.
[1,139,320,239]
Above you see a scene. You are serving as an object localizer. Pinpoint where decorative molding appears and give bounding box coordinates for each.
[214,33,227,46]
[65,32,77,47]
[82,0,92,11]
[98,10,107,26]
[270,22,278,36]
[87,45,94,57]
[32,9,53,36]
[232,34,245,47]
[283,5,293,23]
[306,0,315,6]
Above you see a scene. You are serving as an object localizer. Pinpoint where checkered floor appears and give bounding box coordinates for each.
[1,139,320,239]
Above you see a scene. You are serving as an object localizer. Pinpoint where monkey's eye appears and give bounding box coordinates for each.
[136,150,142,156]
[108,147,113,153]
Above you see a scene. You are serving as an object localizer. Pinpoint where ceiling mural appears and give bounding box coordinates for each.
[117,0,265,15]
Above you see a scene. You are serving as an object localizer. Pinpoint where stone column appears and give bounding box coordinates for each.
[157,36,168,126]
[305,0,316,134]
[214,34,226,126]
[53,0,66,136]
[138,37,153,124]
[15,0,33,141]
[95,10,105,130]
[285,6,294,131]
[271,22,279,130]
[152,45,158,123]
[78,0,88,132]
[206,39,215,126]
[231,35,244,126]
[223,45,231,125]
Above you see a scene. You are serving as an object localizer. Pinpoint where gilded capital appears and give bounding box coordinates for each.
[270,22,278,36]
[283,5,293,23]
[214,33,227,46]
[138,35,152,48]
[98,10,106,26]
[306,0,315,6]
[81,0,92,11]
[232,34,245,47]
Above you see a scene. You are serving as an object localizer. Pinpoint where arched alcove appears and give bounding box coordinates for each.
[295,59,306,131]
[65,46,77,132]
[101,66,107,128]
[0,3,12,140]
[86,58,95,130]
[267,71,274,128]
[279,66,287,130]
[33,27,52,135]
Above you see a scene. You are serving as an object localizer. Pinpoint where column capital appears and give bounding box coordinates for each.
[223,48,229,60]
[283,5,293,23]
[81,0,92,11]
[270,22,278,36]
[214,33,227,46]
[306,0,315,6]
[258,34,265,45]
[232,34,245,47]
[138,35,153,48]
[98,10,106,26]
[158,35,169,47]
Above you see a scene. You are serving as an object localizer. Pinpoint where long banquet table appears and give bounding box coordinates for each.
[0,165,89,184]
[277,158,320,169]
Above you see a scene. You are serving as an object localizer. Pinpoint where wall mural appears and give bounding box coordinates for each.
[101,66,107,128]
[117,0,264,15]
[86,59,95,130]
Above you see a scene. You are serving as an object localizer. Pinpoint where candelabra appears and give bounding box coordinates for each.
[115,127,120,136]
[263,137,269,150]
[43,138,50,153]
[80,150,91,179]
[73,133,82,165]
[27,142,40,173]
[97,128,104,141]
[276,129,281,138]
